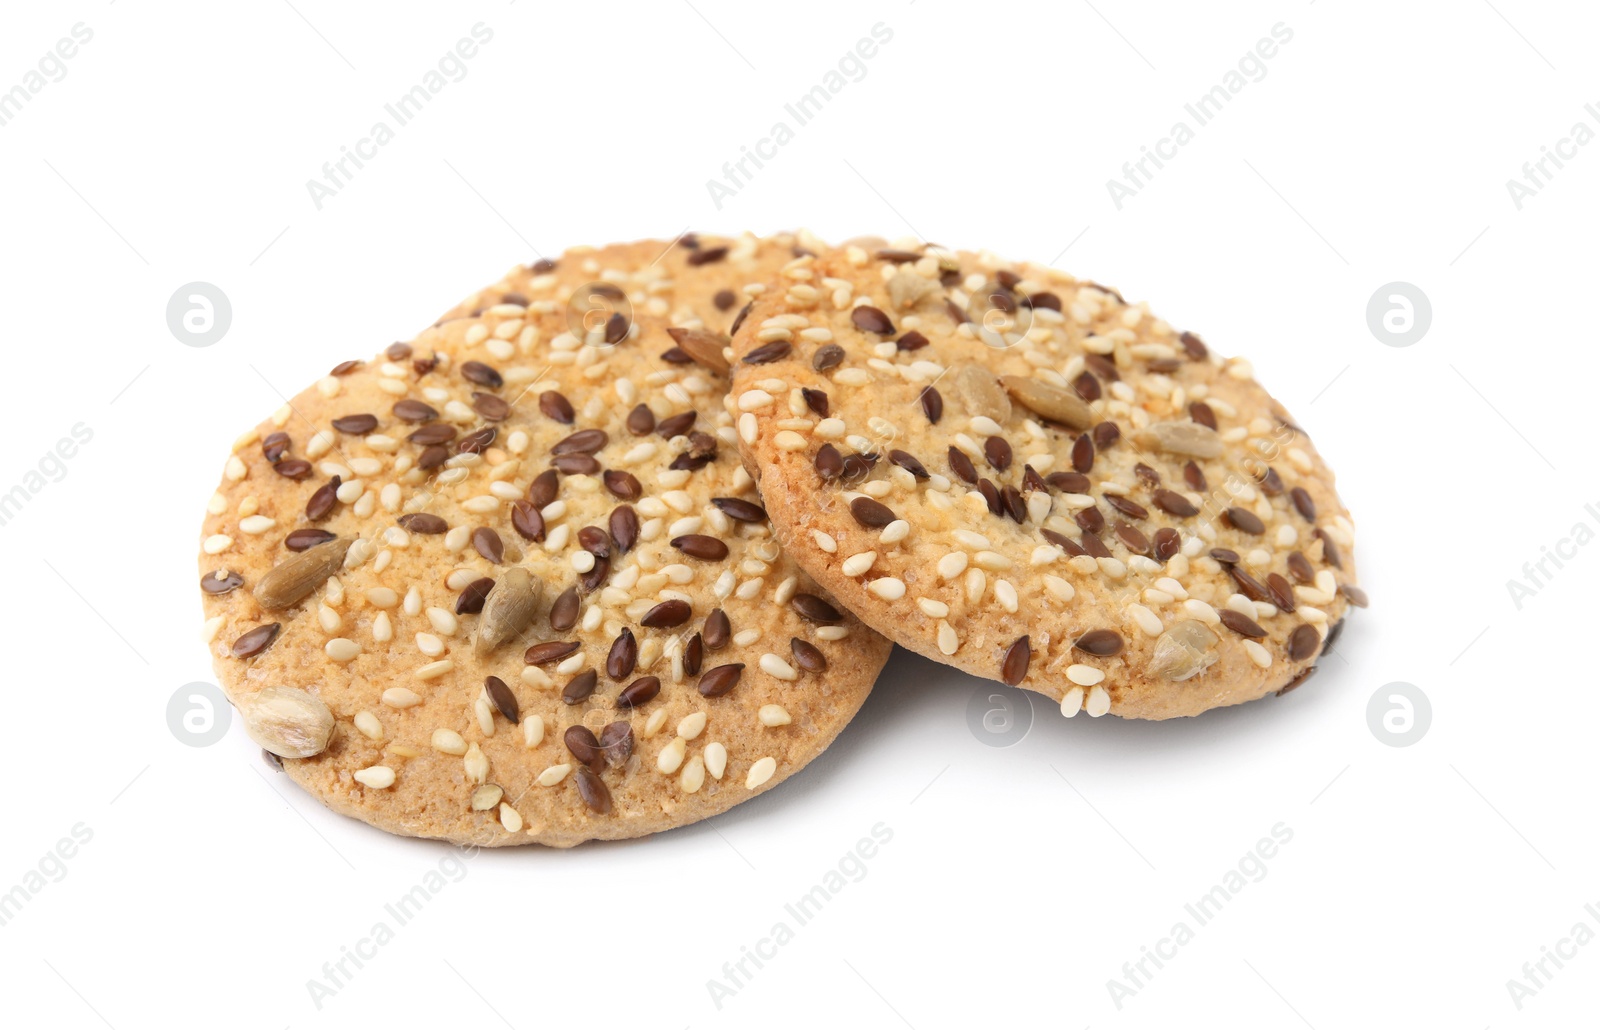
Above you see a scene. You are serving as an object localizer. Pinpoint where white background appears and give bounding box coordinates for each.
[0,1,1594,1027]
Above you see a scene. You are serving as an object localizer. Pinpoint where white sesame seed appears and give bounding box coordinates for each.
[1029,545,1062,567]
[643,708,669,736]
[305,430,335,459]
[522,715,545,747]
[879,520,910,545]
[842,551,876,577]
[937,551,969,579]
[372,611,393,642]
[463,743,488,784]
[1183,599,1220,625]
[964,568,986,605]
[366,587,399,608]
[1243,639,1272,668]
[732,628,760,647]
[354,710,382,740]
[202,534,233,555]
[738,389,774,411]
[1060,687,1084,717]
[917,598,950,618]
[238,515,276,535]
[974,550,1013,572]
[1154,577,1187,600]
[1042,575,1075,603]
[704,742,727,780]
[759,654,798,681]
[678,711,707,739]
[325,638,360,662]
[432,729,468,755]
[537,763,572,786]
[867,577,906,600]
[415,632,445,657]
[937,620,959,655]
[759,704,792,727]
[425,607,457,636]
[773,430,807,451]
[416,660,453,680]
[1085,687,1111,717]
[993,580,1019,612]
[746,756,777,788]
[353,766,395,789]
[1066,664,1104,686]
[814,417,845,438]
[1127,603,1163,636]
[657,737,687,774]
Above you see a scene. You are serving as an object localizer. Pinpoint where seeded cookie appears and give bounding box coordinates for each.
[199,233,893,847]
[727,240,1364,720]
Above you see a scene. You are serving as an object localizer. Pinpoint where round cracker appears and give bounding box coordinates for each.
[728,241,1363,720]
[199,233,890,847]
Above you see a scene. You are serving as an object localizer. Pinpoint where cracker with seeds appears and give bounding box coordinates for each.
[199,233,891,847]
[727,240,1364,720]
